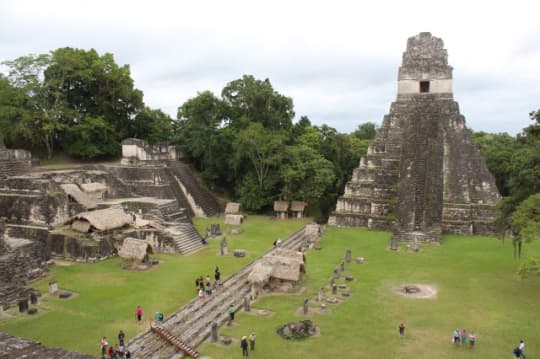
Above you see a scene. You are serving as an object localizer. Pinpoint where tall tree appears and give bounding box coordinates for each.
[221,75,294,130]
[1,54,65,159]
[44,48,143,157]
[132,107,173,144]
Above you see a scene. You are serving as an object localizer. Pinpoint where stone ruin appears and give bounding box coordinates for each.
[276,320,318,340]
[0,138,222,310]
[0,332,93,359]
[330,33,500,243]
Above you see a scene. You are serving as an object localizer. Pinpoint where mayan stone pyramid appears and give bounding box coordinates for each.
[329,32,500,243]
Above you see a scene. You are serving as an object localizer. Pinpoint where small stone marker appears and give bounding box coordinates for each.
[233,249,246,258]
[345,276,354,282]
[333,267,340,279]
[18,299,29,313]
[332,284,337,295]
[341,292,350,297]
[346,249,351,263]
[211,322,218,342]
[338,284,347,289]
[340,260,345,272]
[355,257,365,264]
[303,298,309,315]
[221,336,232,345]
[59,291,72,299]
[243,296,250,312]
[49,281,58,295]
[30,292,38,305]
[28,308,38,315]
[390,236,398,251]
[317,287,323,302]
[220,237,228,256]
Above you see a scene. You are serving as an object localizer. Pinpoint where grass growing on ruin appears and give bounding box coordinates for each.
[200,227,540,359]
[0,215,310,356]
[1,218,539,358]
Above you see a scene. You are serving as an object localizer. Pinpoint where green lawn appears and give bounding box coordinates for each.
[0,215,310,356]
[1,219,539,359]
[200,227,540,359]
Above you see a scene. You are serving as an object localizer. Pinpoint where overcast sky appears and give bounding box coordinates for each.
[1,0,539,135]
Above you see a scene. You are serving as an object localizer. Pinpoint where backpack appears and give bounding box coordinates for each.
[513,347,521,356]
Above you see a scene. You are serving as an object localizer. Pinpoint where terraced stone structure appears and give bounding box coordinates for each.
[331,33,500,243]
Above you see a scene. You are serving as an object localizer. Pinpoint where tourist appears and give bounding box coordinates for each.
[276,238,282,247]
[107,345,115,358]
[215,266,221,281]
[399,323,405,338]
[249,332,256,351]
[114,344,122,358]
[136,305,143,324]
[229,304,236,322]
[240,335,249,357]
[118,330,125,346]
[513,346,523,358]
[100,336,108,358]
[469,332,475,348]
[124,349,131,359]
[155,311,162,326]
[206,275,212,295]
[453,329,460,345]
[460,329,467,345]
[519,340,526,359]
[117,344,125,358]
[198,287,205,300]
[195,277,201,291]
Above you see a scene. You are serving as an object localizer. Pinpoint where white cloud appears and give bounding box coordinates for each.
[1,0,539,134]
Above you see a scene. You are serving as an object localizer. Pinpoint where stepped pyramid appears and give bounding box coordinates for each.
[330,32,500,243]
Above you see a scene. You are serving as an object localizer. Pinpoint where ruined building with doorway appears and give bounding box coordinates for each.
[330,32,500,243]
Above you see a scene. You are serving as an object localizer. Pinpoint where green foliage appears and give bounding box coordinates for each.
[64,116,119,158]
[353,121,377,140]
[280,145,336,206]
[511,193,540,243]
[221,75,294,130]
[518,256,540,277]
[1,48,147,159]
[132,107,173,144]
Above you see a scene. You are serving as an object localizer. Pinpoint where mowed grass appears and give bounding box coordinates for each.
[200,227,540,359]
[1,218,539,359]
[0,215,310,356]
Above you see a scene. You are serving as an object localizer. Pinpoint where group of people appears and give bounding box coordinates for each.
[513,340,527,358]
[240,332,256,356]
[100,330,131,359]
[452,329,475,348]
[196,266,222,299]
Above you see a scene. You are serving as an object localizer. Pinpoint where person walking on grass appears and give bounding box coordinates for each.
[249,332,256,351]
[241,336,249,357]
[519,340,526,359]
[469,332,476,348]
[118,330,125,346]
[460,329,467,345]
[100,337,108,358]
[453,329,460,345]
[514,346,523,358]
[399,323,405,338]
[135,305,143,324]
[229,304,236,322]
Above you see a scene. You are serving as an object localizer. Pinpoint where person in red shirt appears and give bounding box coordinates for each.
[136,305,143,324]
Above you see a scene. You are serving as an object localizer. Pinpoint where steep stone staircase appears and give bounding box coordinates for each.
[128,226,314,358]
[165,163,221,217]
[148,201,205,255]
